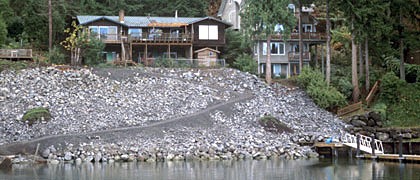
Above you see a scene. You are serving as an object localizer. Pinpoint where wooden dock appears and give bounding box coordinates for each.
[362,154,420,162]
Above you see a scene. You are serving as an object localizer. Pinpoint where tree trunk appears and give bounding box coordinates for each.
[48,0,52,51]
[326,0,331,86]
[351,18,360,102]
[365,38,370,92]
[266,36,272,84]
[399,7,405,81]
[298,0,303,73]
[359,43,363,79]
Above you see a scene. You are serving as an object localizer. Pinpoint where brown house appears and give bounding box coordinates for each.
[77,11,231,64]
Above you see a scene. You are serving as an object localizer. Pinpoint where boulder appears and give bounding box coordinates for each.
[351,120,366,127]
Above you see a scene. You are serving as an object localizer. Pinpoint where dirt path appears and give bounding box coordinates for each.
[0,93,254,155]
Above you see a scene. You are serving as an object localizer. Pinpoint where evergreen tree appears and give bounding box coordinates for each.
[242,0,296,84]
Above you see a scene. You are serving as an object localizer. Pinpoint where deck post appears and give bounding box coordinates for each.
[399,133,403,160]
[371,134,376,158]
[356,133,361,158]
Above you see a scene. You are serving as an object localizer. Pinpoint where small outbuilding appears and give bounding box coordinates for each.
[194,47,220,67]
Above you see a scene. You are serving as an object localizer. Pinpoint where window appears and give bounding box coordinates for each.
[199,25,218,40]
[149,28,162,39]
[262,42,285,55]
[128,28,142,37]
[288,4,295,13]
[274,24,284,32]
[303,24,313,32]
[89,26,117,40]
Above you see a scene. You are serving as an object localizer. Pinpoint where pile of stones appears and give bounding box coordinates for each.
[0,67,348,164]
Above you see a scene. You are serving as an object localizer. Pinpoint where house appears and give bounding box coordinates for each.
[218,2,326,78]
[217,0,245,30]
[255,4,326,78]
[76,10,231,65]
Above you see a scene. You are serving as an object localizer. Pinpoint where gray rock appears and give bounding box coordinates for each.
[64,152,73,161]
[351,120,367,127]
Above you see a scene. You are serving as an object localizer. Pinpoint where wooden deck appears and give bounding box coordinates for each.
[0,49,33,59]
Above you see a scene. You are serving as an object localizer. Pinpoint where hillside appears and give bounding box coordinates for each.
[0,67,347,162]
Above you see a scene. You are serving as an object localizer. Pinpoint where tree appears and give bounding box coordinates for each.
[242,0,296,84]
[325,0,331,85]
[48,0,52,51]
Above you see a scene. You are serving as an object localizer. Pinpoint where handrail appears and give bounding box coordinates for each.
[342,133,384,154]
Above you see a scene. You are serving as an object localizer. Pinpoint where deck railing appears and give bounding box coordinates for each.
[129,33,192,43]
[271,32,326,40]
[288,51,310,61]
[0,49,33,59]
[96,33,193,44]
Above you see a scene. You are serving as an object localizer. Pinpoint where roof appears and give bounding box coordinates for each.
[194,47,220,54]
[217,0,244,17]
[77,15,232,28]
[217,0,227,17]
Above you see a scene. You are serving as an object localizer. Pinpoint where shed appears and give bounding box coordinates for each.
[194,47,220,67]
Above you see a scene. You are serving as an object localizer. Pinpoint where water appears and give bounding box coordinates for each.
[1,158,419,180]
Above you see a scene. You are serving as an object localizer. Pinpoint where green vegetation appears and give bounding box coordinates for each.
[22,107,52,125]
[380,82,420,127]
[47,46,66,64]
[233,54,257,75]
[297,67,346,110]
[0,59,31,72]
[258,116,294,134]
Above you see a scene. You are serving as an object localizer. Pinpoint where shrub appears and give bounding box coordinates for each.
[47,46,66,64]
[258,116,294,134]
[233,54,257,74]
[296,67,324,88]
[371,102,387,122]
[380,72,406,103]
[82,36,105,66]
[22,107,51,125]
[297,67,347,109]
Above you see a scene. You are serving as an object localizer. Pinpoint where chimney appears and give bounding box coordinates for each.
[119,10,125,23]
[175,10,178,19]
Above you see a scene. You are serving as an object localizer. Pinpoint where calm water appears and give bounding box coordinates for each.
[1,158,419,180]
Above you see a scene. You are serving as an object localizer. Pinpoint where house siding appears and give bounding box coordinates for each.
[192,19,226,47]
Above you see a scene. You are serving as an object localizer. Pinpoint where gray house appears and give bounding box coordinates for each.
[255,4,326,78]
[218,2,326,78]
[217,0,244,30]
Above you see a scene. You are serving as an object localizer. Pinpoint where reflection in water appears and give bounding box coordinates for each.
[1,158,419,180]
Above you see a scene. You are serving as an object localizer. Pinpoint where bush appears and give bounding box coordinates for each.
[380,72,406,103]
[22,107,51,125]
[82,36,105,66]
[371,102,387,122]
[233,54,257,74]
[258,116,294,134]
[0,59,30,72]
[47,46,66,64]
[297,67,347,109]
[296,67,325,88]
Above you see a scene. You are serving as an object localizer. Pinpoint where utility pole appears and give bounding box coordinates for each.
[48,0,52,51]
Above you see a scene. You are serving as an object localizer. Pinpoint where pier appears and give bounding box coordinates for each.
[314,133,420,163]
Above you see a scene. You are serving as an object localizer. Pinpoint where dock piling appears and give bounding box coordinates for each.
[356,133,361,158]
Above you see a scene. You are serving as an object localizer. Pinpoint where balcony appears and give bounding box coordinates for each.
[288,51,310,61]
[271,32,326,41]
[96,33,193,44]
[129,33,192,44]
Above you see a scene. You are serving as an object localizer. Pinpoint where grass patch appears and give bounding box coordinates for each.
[258,116,294,134]
[0,59,31,72]
[384,83,420,127]
[22,107,52,125]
